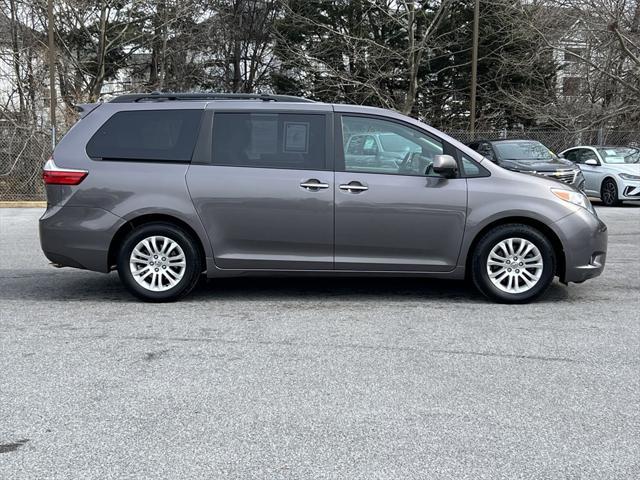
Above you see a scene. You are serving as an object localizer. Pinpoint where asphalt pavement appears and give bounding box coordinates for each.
[0,204,639,479]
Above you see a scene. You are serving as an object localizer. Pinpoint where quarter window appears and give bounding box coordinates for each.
[460,155,489,177]
[212,113,326,170]
[86,109,202,162]
[341,116,444,176]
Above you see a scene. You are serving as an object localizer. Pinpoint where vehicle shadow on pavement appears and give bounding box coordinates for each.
[190,276,570,303]
[0,269,569,304]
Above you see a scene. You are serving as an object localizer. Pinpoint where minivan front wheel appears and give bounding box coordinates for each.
[117,223,202,302]
[471,224,556,303]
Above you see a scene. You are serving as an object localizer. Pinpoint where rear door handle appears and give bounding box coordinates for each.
[339,181,368,193]
[300,179,329,190]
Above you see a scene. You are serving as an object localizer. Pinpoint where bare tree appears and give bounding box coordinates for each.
[274,1,455,115]
[531,0,640,129]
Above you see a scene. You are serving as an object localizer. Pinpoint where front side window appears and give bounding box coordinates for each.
[578,149,599,164]
[86,109,202,161]
[563,149,579,162]
[341,116,444,176]
[476,142,495,161]
[212,113,326,170]
[378,133,421,154]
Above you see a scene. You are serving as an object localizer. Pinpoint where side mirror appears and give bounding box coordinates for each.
[584,159,598,166]
[558,153,565,159]
[432,154,458,178]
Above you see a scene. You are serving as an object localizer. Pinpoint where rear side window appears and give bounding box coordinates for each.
[212,113,326,170]
[86,109,202,162]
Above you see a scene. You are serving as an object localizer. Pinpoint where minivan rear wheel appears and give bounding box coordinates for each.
[471,224,556,303]
[117,223,202,302]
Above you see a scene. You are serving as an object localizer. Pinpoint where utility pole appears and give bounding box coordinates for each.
[47,0,57,147]
[470,0,480,136]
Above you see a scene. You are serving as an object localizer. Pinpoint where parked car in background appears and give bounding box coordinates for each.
[559,146,640,206]
[468,139,585,190]
[343,131,444,174]
[40,93,607,303]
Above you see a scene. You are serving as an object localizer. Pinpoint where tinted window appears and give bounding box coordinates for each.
[87,109,202,161]
[341,116,443,176]
[578,149,599,164]
[475,142,495,161]
[563,149,579,162]
[212,113,326,170]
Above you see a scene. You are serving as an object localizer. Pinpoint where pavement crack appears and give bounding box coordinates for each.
[433,349,575,363]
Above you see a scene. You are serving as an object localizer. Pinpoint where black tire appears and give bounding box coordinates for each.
[471,224,556,304]
[117,222,203,302]
[600,178,621,207]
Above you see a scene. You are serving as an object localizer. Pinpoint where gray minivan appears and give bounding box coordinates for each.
[40,93,607,303]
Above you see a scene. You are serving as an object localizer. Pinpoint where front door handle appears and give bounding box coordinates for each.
[300,179,329,191]
[339,181,368,193]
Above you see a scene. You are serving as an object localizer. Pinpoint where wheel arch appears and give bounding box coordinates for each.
[600,175,620,198]
[464,216,566,281]
[108,213,207,272]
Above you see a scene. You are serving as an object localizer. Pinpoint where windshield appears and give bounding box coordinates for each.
[493,141,556,161]
[597,147,640,164]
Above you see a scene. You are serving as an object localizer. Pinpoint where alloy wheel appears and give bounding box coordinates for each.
[129,235,186,292]
[486,237,544,294]
[602,180,617,205]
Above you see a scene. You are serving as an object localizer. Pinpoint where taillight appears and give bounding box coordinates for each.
[42,158,88,185]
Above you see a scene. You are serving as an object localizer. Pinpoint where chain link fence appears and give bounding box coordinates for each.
[0,126,52,201]
[0,126,638,201]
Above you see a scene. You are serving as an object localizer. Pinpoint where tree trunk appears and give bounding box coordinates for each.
[403,1,417,115]
[89,6,108,101]
[9,0,25,115]
[232,0,244,92]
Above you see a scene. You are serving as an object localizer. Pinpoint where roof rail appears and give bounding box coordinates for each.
[109,92,315,103]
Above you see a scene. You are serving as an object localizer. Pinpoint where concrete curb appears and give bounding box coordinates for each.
[0,201,46,208]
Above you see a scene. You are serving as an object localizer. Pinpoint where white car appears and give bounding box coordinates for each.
[559,146,640,206]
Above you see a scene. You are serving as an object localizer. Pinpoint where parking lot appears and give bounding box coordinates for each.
[0,204,638,479]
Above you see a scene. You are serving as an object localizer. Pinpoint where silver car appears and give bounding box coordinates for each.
[39,92,607,303]
[560,146,640,206]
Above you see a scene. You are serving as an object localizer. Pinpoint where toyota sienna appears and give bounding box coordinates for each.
[39,93,607,303]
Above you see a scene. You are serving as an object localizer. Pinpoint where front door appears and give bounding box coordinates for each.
[334,114,467,271]
[577,148,601,195]
[187,109,334,270]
